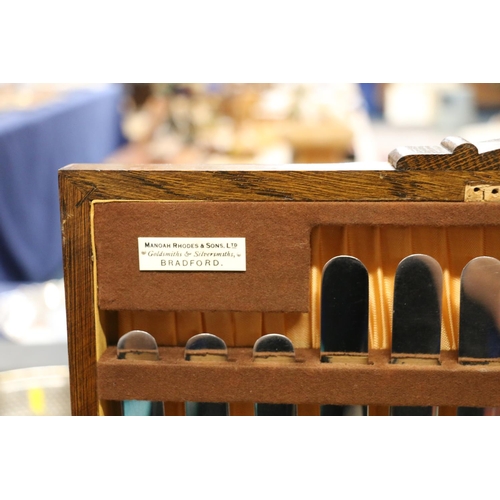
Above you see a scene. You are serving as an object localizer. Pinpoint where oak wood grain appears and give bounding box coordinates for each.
[389,136,500,171]
[60,166,500,203]
[59,174,98,416]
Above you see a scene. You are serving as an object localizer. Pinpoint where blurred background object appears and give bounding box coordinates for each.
[109,83,379,164]
[110,83,500,166]
[2,82,500,414]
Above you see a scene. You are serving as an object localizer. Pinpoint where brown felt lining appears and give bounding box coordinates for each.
[97,347,500,407]
[93,201,500,312]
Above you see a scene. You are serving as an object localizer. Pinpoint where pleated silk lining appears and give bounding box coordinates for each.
[116,225,500,353]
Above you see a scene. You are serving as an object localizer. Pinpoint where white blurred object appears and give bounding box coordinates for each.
[122,109,155,142]
[253,142,294,164]
[255,84,297,120]
[0,280,67,345]
[384,83,477,130]
[255,83,366,122]
[384,83,439,127]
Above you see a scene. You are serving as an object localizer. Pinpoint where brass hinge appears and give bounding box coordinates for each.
[464,184,500,202]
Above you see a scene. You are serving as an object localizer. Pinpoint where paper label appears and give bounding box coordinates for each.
[138,237,246,271]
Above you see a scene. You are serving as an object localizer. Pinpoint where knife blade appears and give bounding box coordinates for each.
[320,255,369,416]
[457,256,500,416]
[390,254,442,416]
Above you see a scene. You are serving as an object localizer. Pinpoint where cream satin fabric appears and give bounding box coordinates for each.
[117,225,500,353]
[311,225,500,352]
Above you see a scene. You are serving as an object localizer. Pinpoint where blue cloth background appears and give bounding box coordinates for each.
[0,84,126,282]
